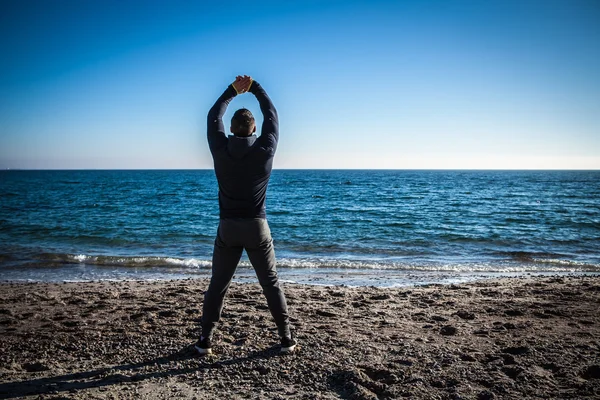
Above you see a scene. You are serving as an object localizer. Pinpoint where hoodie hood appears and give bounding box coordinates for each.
[227,135,257,159]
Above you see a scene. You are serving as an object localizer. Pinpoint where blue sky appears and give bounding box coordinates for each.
[1,0,599,169]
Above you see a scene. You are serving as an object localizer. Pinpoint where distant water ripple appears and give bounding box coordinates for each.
[1,170,599,284]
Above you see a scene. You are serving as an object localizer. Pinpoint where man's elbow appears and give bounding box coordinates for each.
[207,107,217,121]
[207,110,222,126]
[268,107,278,121]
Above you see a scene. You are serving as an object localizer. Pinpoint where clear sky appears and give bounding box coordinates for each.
[1,0,599,169]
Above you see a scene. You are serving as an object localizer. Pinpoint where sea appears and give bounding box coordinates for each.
[1,170,599,287]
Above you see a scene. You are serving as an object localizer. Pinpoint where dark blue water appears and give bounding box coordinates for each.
[1,170,599,285]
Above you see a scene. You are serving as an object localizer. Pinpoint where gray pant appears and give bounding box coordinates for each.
[201,218,290,339]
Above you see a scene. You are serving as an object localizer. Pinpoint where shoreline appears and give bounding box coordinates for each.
[1,275,599,399]
[2,269,600,288]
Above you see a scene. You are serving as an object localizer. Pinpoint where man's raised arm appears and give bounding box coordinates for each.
[207,76,253,153]
[249,81,279,152]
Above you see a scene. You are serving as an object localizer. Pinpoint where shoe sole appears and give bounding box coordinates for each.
[280,344,296,354]
[194,345,212,355]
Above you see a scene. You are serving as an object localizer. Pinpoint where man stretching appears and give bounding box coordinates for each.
[195,75,296,355]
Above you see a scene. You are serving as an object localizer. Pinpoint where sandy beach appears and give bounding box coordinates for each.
[1,275,599,399]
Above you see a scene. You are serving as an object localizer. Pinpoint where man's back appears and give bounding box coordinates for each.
[207,80,279,219]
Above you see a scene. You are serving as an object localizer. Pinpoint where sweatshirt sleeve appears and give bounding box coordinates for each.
[207,85,237,153]
[249,81,279,153]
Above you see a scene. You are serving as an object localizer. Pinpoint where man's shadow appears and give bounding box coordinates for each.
[0,344,281,399]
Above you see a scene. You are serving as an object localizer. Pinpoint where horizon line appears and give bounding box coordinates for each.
[3,168,600,172]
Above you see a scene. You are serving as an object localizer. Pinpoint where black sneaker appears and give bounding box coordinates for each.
[194,336,212,355]
[280,336,297,354]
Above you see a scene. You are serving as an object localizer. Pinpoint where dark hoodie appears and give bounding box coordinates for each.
[207,81,279,219]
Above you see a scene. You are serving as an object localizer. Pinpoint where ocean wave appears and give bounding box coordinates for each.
[530,258,597,268]
[491,250,571,261]
[60,253,212,268]
[9,251,600,273]
[275,258,600,272]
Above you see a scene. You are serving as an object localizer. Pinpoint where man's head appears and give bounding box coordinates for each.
[230,108,256,137]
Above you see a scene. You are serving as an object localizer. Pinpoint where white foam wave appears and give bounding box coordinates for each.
[66,254,211,268]
[275,257,600,272]
[532,258,592,267]
[164,258,211,268]
[55,253,600,272]
[73,254,89,262]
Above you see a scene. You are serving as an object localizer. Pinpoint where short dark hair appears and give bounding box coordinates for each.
[231,108,255,136]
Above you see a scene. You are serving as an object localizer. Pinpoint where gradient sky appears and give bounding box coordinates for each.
[1,0,599,169]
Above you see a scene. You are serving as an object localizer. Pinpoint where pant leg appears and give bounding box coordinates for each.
[244,219,291,339]
[201,222,243,338]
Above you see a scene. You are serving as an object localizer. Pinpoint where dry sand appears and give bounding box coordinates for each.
[1,275,599,399]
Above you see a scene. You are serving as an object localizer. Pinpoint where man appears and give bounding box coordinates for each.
[195,75,296,355]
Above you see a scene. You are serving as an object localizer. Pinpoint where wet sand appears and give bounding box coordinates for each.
[0,275,599,399]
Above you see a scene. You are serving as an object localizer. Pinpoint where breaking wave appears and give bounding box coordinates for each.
[22,252,600,273]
